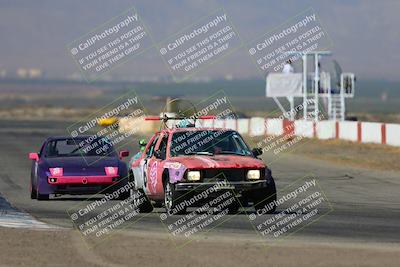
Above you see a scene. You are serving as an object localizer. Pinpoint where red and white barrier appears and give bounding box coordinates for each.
[218,118,400,147]
[294,120,314,138]
[237,119,250,134]
[190,116,398,147]
[202,119,213,128]
[213,119,224,129]
[338,121,359,142]
[361,122,382,144]
[386,123,400,146]
[266,119,284,135]
[249,117,265,136]
[316,121,336,139]
[224,119,237,131]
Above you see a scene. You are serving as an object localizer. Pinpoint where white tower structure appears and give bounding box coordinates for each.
[266,51,355,121]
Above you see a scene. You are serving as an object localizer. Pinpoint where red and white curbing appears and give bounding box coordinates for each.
[209,118,399,147]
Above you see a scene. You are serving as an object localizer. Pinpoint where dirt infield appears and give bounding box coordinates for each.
[247,135,400,172]
[288,138,400,171]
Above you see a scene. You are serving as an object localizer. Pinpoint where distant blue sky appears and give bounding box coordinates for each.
[0,0,399,81]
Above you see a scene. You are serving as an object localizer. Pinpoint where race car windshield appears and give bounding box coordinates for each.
[170,130,252,157]
[44,138,116,157]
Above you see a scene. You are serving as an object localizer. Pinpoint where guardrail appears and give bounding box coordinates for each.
[207,118,399,147]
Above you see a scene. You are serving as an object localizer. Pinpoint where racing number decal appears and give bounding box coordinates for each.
[149,161,158,194]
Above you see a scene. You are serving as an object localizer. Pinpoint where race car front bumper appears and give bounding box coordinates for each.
[47,175,119,185]
[44,175,126,195]
[174,180,269,192]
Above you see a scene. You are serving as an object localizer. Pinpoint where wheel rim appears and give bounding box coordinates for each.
[164,183,173,210]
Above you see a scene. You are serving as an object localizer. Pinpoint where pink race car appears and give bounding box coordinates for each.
[129,117,277,215]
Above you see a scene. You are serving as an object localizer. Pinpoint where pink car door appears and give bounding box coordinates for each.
[145,132,168,197]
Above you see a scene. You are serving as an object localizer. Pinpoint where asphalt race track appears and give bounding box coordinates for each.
[0,119,398,240]
[0,119,399,266]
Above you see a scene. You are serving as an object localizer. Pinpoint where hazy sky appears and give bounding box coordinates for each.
[0,0,399,81]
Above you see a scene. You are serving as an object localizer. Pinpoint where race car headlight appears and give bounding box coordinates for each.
[247,170,260,180]
[187,171,201,181]
[49,167,63,176]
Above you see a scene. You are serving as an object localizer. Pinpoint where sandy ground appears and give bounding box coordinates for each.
[247,135,400,172]
[0,228,399,267]
[289,138,400,171]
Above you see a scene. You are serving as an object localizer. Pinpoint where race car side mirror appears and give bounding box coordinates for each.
[252,148,263,157]
[29,152,39,161]
[119,150,129,159]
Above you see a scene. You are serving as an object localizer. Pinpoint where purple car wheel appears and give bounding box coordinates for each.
[30,183,37,199]
[37,186,49,201]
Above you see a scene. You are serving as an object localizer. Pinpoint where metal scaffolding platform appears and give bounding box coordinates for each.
[266,51,355,121]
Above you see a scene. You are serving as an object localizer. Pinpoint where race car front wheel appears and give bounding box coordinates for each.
[30,183,37,199]
[37,191,49,201]
[164,182,186,215]
[226,202,240,214]
[253,177,277,214]
[35,183,49,200]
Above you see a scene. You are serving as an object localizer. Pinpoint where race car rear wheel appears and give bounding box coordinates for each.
[132,189,153,213]
[164,182,186,215]
[253,177,277,214]
[116,190,130,200]
[153,201,163,208]
[226,201,240,214]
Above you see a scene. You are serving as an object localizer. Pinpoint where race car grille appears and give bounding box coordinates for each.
[201,168,264,182]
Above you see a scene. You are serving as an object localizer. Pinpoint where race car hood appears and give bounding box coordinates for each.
[170,155,265,169]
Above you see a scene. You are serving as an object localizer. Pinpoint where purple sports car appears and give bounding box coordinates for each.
[29,136,130,200]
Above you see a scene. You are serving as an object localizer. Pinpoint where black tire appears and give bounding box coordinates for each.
[226,201,240,214]
[128,171,135,183]
[253,177,277,214]
[164,181,186,215]
[30,183,37,199]
[37,191,49,201]
[117,190,130,200]
[238,197,249,207]
[132,189,153,213]
[153,201,163,208]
